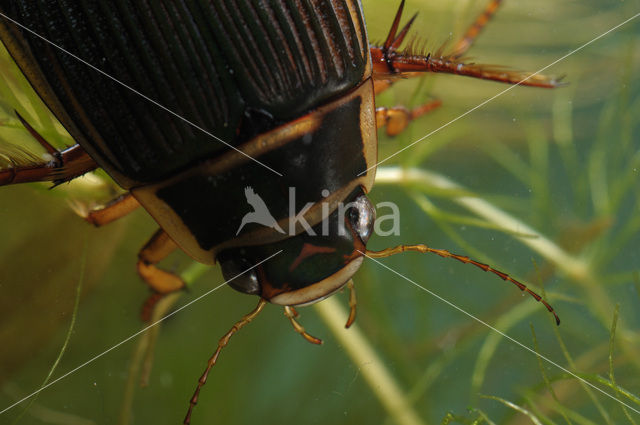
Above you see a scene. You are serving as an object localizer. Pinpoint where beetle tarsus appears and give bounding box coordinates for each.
[370,0,563,88]
[450,0,503,58]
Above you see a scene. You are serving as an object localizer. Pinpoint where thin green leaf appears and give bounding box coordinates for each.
[481,394,543,425]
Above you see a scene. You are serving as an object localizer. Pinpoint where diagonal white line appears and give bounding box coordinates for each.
[359,11,640,176]
[0,12,283,177]
[358,250,640,416]
[0,250,282,416]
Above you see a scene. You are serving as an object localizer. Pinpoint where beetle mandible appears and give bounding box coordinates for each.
[0,1,562,423]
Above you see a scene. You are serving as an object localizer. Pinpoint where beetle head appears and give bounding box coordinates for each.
[218,187,375,305]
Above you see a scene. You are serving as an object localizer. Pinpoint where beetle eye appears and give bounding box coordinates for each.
[349,195,375,244]
[219,254,261,296]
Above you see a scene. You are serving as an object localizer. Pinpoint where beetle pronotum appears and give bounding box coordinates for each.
[0,1,562,423]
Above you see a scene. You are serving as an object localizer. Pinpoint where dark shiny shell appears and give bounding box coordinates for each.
[0,0,369,187]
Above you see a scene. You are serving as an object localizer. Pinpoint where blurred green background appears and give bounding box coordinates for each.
[1,1,640,424]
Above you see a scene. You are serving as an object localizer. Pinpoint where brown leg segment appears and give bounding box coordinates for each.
[376,100,442,137]
[283,306,323,345]
[80,193,141,226]
[137,229,185,321]
[373,79,394,96]
[450,0,503,58]
[138,229,184,293]
[0,111,97,186]
[370,0,562,88]
[0,144,96,186]
[184,299,267,425]
[344,279,357,329]
[370,0,418,96]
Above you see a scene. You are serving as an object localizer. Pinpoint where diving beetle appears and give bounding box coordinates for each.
[0,0,562,422]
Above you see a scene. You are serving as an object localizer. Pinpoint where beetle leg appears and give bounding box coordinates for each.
[71,192,141,227]
[344,279,357,329]
[370,0,562,88]
[376,100,442,137]
[0,144,96,186]
[449,0,503,59]
[184,298,267,425]
[373,79,394,95]
[370,0,417,95]
[0,112,97,186]
[283,306,323,345]
[137,229,185,321]
[374,51,563,88]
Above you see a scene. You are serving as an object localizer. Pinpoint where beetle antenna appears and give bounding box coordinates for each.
[365,245,560,325]
[184,299,267,425]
